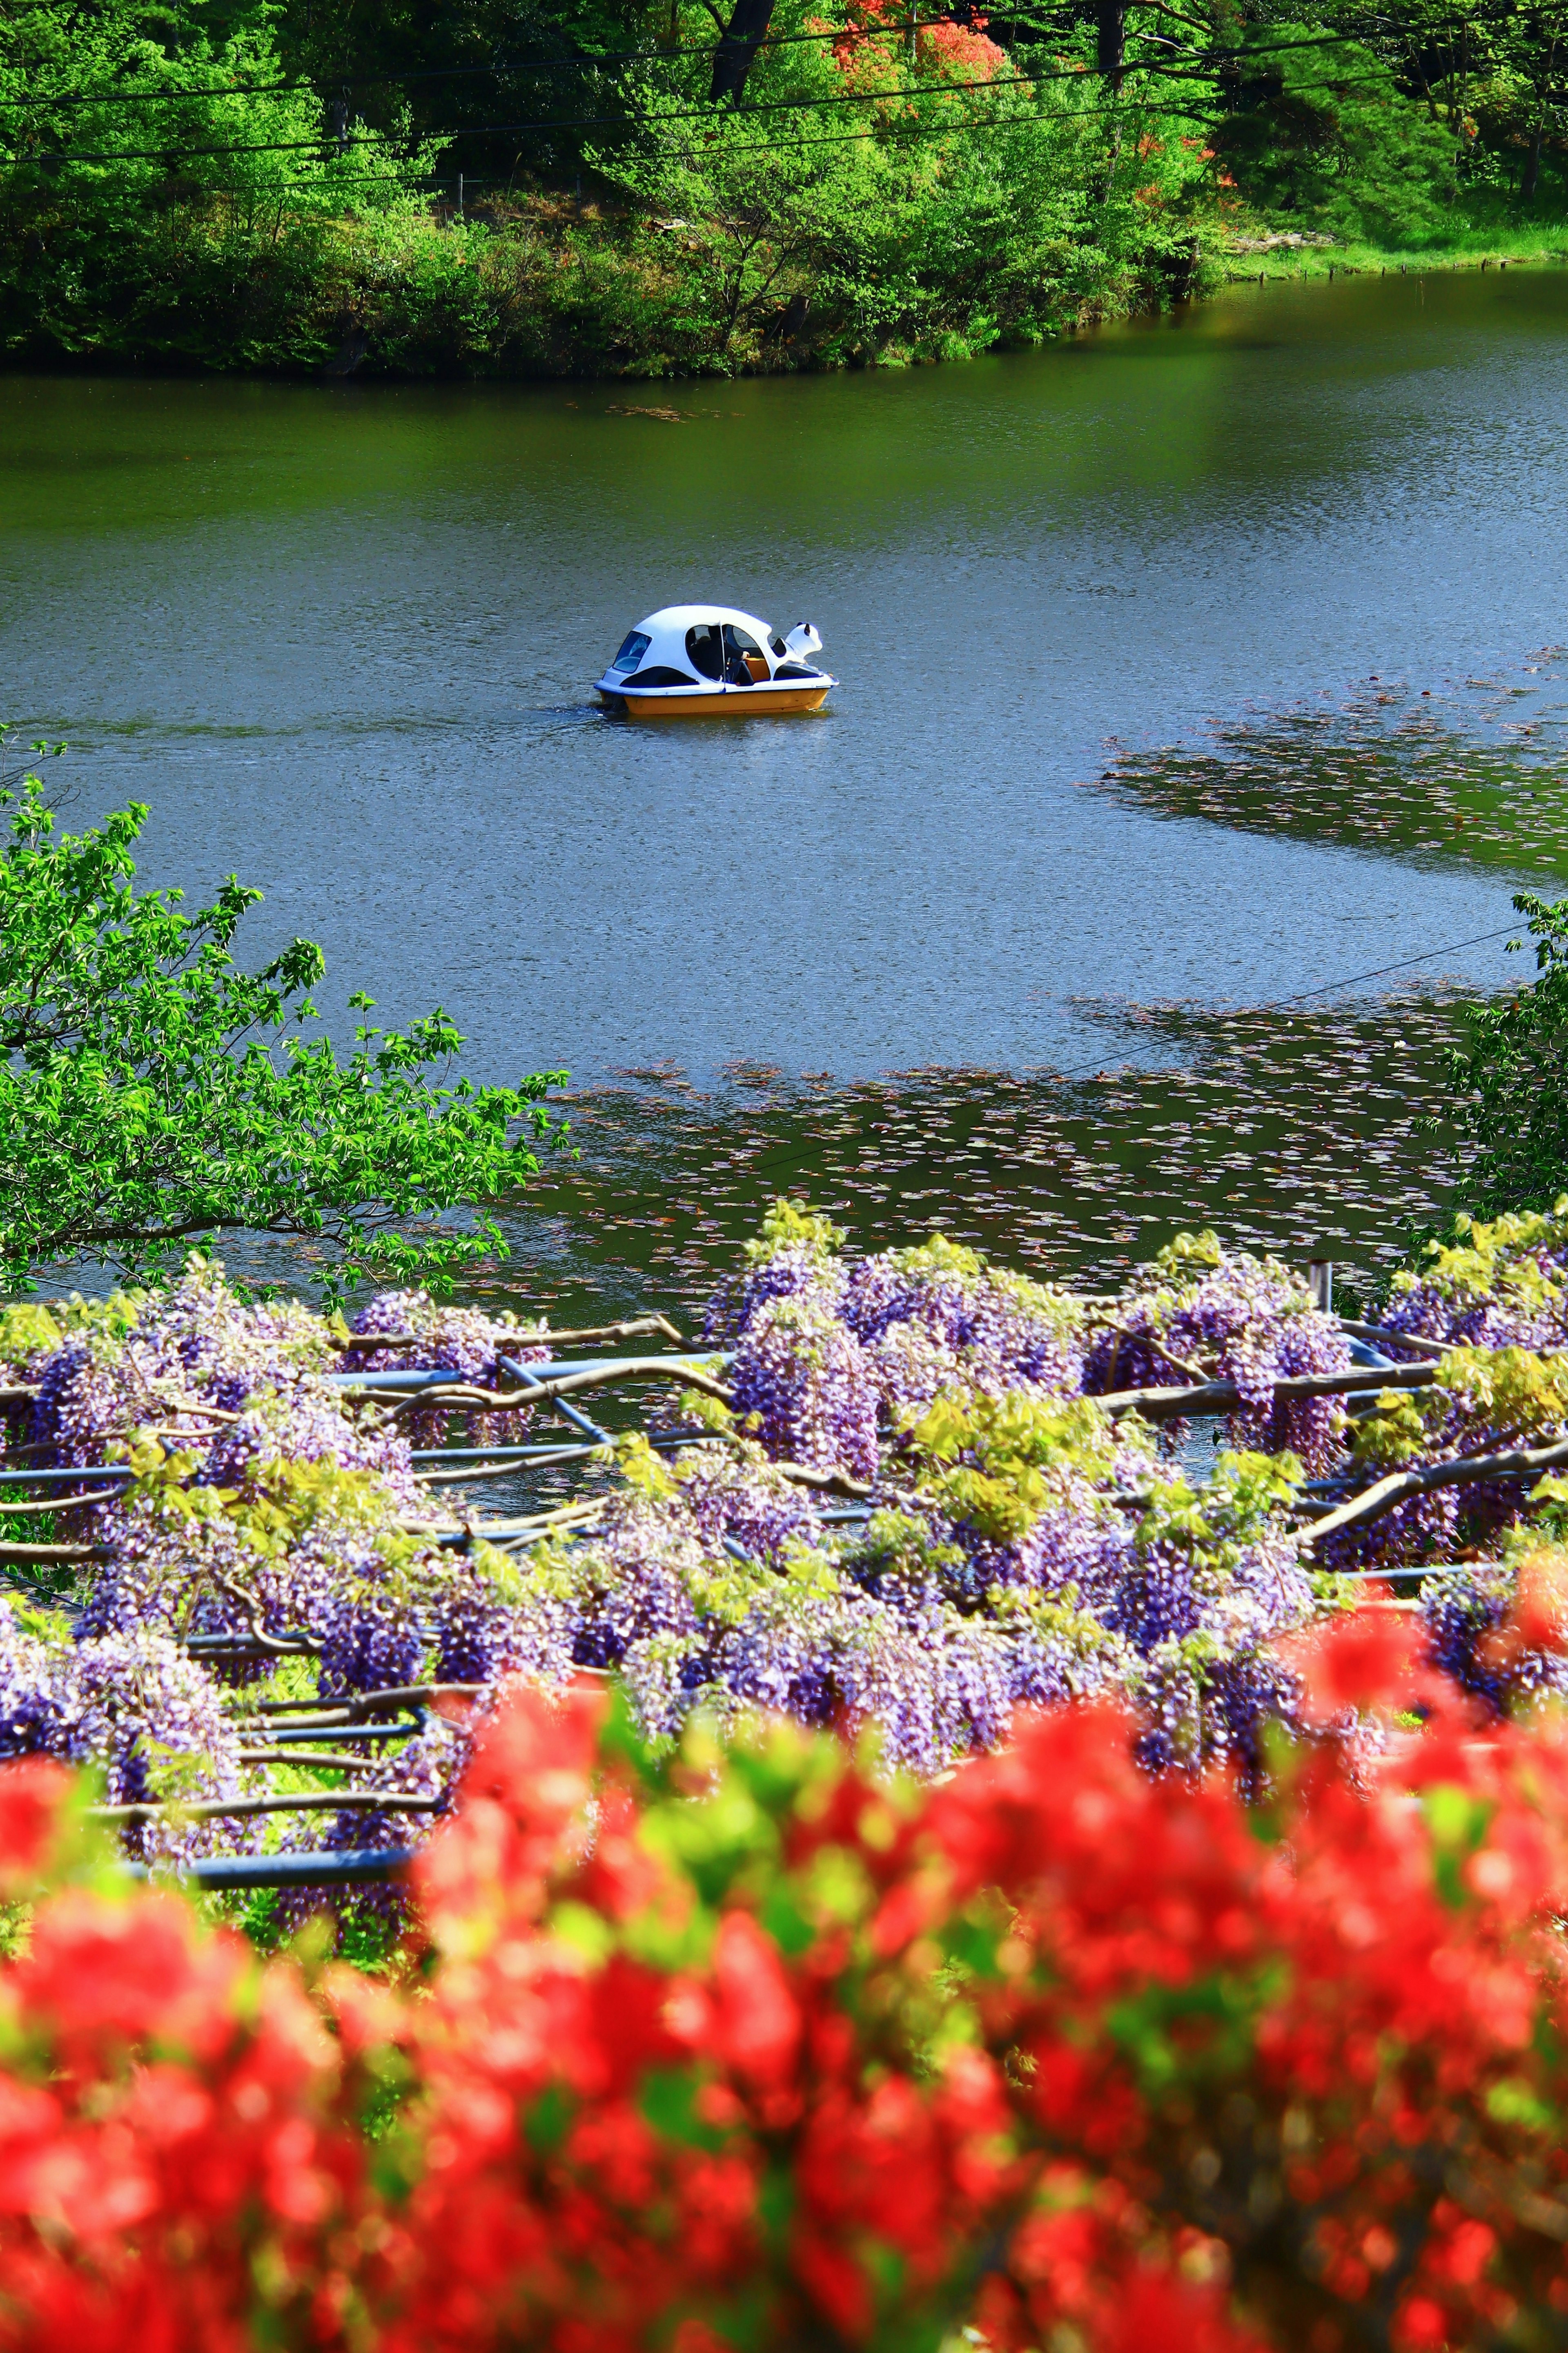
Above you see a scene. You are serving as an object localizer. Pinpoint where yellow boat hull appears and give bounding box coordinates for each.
[606,683,831,720]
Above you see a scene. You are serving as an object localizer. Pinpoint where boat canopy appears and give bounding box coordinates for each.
[601,604,826,691]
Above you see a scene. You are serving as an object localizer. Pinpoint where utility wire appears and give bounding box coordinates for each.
[113,65,1396,191]
[744,924,1525,1180]
[604,87,1226,161]
[26,41,1413,167]
[7,15,980,107]
[0,2,1527,110]
[23,66,1179,162]
[244,90,1221,189]
[105,64,1429,188]
[29,78,1409,177]
[10,24,1402,145]
[0,17,1399,108]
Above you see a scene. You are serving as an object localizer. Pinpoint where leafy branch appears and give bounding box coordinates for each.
[1437,890,1568,1218]
[0,747,566,1299]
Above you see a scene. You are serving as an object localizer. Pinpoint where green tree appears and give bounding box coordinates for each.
[1327,0,1567,210]
[0,747,564,1296]
[1440,891,1568,1217]
[595,9,1212,370]
[1206,20,1463,241]
[1483,0,1567,205]
[271,0,652,181]
[0,0,434,368]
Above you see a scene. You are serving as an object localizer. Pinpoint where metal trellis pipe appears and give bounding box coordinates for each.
[499,1353,611,1443]
[121,1847,417,1889]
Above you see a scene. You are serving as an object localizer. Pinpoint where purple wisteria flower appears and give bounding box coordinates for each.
[702,1200,849,1343]
[1082,1230,1352,1474]
[728,1294,880,1481]
[343,1289,551,1447]
[13,1207,1539,1871]
[844,1233,1085,1400]
[677,1446,827,1565]
[31,1258,330,1467]
[0,1600,67,1759]
[1420,1556,1568,1720]
[0,1608,259,1866]
[1381,1204,1568,1353]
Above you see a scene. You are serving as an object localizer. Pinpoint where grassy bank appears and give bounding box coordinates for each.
[8,181,1566,384]
[1221,223,1568,285]
[1,180,1211,382]
[0,94,1221,380]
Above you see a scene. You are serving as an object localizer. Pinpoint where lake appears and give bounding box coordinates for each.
[3,264,1566,1314]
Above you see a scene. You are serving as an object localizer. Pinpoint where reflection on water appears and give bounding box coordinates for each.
[252,984,1468,1331]
[4,271,1566,1086]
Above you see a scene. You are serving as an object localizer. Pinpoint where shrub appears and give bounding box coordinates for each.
[6,1617,1568,2347]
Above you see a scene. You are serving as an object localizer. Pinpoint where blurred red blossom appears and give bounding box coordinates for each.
[0,1625,1567,2349]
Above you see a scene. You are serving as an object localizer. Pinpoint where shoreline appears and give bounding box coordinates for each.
[1217,228,1568,289]
[4,202,1565,388]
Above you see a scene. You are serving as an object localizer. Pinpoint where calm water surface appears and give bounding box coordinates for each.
[4,268,1567,1100]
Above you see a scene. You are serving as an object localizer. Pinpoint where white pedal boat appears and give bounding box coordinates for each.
[595,604,835,718]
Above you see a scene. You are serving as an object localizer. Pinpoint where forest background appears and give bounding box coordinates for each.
[0,0,1564,377]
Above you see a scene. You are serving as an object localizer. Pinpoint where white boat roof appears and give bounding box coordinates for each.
[635,604,774,638]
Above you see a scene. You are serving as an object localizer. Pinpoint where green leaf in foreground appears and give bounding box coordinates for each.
[0,755,565,1300]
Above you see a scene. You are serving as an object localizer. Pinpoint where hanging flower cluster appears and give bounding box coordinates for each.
[1381,1199,1568,1354]
[1081,1225,1352,1472]
[2,1203,1568,1878]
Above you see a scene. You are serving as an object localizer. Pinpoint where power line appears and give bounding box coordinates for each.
[23,65,1152,162]
[9,23,1397,140]
[744,924,1525,1181]
[201,90,1220,190]
[148,59,1466,199]
[615,87,1222,163]
[24,79,1409,179]
[0,10,1238,109]
[5,18,924,109]
[0,12,1080,112]
[143,109,1200,196]
[220,166,454,191]
[77,58,1374,194]
[0,4,1525,111]
[25,37,1412,168]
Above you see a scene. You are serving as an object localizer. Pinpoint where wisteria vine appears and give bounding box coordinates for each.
[2,1198,1568,1908]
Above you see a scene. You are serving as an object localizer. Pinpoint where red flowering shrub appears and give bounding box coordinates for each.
[824,0,1006,86]
[0,1761,367,2349]
[7,1627,1568,2349]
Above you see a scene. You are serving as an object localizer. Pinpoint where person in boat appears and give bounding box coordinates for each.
[594,605,831,718]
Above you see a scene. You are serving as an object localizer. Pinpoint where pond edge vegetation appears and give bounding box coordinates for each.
[3,0,1567,380]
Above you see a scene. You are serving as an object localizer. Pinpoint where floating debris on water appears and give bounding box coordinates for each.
[452,986,1479,1329]
[1085,660,1568,876]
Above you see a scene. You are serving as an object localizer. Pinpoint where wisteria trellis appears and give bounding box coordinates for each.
[3,1198,1568,1909]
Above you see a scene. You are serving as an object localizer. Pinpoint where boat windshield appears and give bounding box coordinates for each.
[610,630,651,674]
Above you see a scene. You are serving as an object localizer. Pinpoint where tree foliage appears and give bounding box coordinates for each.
[0,0,441,368]
[4,0,1562,378]
[1341,0,1568,205]
[1209,21,1467,242]
[0,752,563,1295]
[1441,892,1568,1220]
